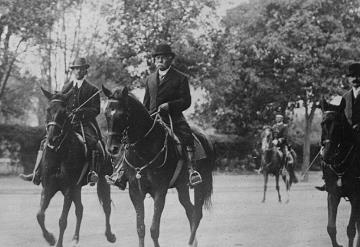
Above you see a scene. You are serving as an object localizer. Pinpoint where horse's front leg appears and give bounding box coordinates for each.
[129,185,146,247]
[37,187,58,246]
[275,174,281,203]
[97,176,116,243]
[327,193,342,247]
[150,189,167,247]
[56,190,73,247]
[71,187,83,247]
[262,172,268,203]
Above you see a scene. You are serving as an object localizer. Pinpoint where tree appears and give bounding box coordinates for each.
[0,0,80,121]
[91,0,218,89]
[198,0,360,180]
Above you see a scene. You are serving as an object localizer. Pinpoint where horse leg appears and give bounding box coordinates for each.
[56,190,73,247]
[37,187,57,246]
[176,183,196,245]
[150,190,167,247]
[262,172,268,203]
[283,175,290,204]
[97,176,116,243]
[327,193,342,247]
[71,187,83,247]
[275,174,281,203]
[350,197,360,247]
[129,187,146,247]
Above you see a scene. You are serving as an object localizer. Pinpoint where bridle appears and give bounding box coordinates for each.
[106,98,169,180]
[45,99,69,151]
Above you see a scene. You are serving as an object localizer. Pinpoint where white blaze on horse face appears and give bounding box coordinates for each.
[110,110,116,116]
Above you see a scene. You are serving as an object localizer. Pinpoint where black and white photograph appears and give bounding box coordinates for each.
[1,0,360,246]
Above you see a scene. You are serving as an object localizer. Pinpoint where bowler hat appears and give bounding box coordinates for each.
[347,62,360,77]
[70,57,90,69]
[152,44,175,58]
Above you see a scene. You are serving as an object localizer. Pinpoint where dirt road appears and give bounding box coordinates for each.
[0,172,352,247]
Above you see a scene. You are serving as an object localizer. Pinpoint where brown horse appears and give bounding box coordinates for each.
[102,85,216,247]
[260,126,292,203]
[320,99,360,247]
[33,88,116,247]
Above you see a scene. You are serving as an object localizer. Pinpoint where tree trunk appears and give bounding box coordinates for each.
[302,117,311,182]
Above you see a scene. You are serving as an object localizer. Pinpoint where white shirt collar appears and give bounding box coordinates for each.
[73,78,84,88]
[353,87,360,99]
[158,66,171,78]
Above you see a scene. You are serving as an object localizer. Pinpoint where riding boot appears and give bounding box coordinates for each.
[19,150,43,185]
[186,146,202,187]
[105,163,127,190]
[315,184,326,191]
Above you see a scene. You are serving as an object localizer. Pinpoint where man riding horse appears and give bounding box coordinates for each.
[316,62,360,191]
[20,57,105,185]
[257,114,298,183]
[106,43,202,190]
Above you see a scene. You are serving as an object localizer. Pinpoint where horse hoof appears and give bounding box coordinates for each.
[189,237,198,247]
[106,231,116,243]
[44,232,56,246]
[71,236,79,247]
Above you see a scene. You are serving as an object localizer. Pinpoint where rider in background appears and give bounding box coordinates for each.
[272,114,298,183]
[19,58,106,185]
[316,62,360,191]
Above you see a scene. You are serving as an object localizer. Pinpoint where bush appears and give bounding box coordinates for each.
[0,124,45,173]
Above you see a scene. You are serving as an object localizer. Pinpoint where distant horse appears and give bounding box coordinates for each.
[34,88,116,247]
[260,126,292,203]
[320,99,360,247]
[102,85,216,247]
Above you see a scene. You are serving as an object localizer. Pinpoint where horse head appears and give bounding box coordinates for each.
[261,126,273,152]
[41,87,72,150]
[320,98,346,164]
[102,85,152,156]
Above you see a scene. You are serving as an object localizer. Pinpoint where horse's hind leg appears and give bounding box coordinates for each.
[129,187,146,247]
[150,190,167,247]
[327,193,342,247]
[97,176,116,243]
[275,174,281,203]
[71,187,83,246]
[37,187,57,246]
[176,183,196,244]
[56,191,73,247]
[262,173,268,203]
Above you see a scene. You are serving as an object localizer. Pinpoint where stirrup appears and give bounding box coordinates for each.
[105,173,119,185]
[87,171,99,186]
[189,170,202,187]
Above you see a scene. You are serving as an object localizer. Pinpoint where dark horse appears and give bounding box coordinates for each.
[260,126,293,203]
[320,99,360,247]
[102,85,216,247]
[34,88,116,247]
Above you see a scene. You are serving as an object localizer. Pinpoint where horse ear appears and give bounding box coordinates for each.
[320,96,328,111]
[122,86,128,97]
[41,87,53,100]
[102,85,112,98]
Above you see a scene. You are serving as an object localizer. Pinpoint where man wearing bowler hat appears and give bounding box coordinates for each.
[20,57,105,185]
[107,43,202,190]
[316,62,360,191]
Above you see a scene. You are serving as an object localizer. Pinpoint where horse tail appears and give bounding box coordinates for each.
[196,131,216,210]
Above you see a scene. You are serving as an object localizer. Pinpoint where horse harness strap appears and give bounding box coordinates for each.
[124,130,169,180]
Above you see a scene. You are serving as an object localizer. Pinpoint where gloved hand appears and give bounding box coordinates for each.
[158,103,169,113]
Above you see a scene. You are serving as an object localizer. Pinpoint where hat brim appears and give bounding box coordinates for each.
[70,64,90,69]
[152,52,175,58]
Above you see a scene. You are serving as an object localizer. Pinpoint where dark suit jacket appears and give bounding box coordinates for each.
[143,67,191,122]
[341,89,360,126]
[62,80,100,125]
